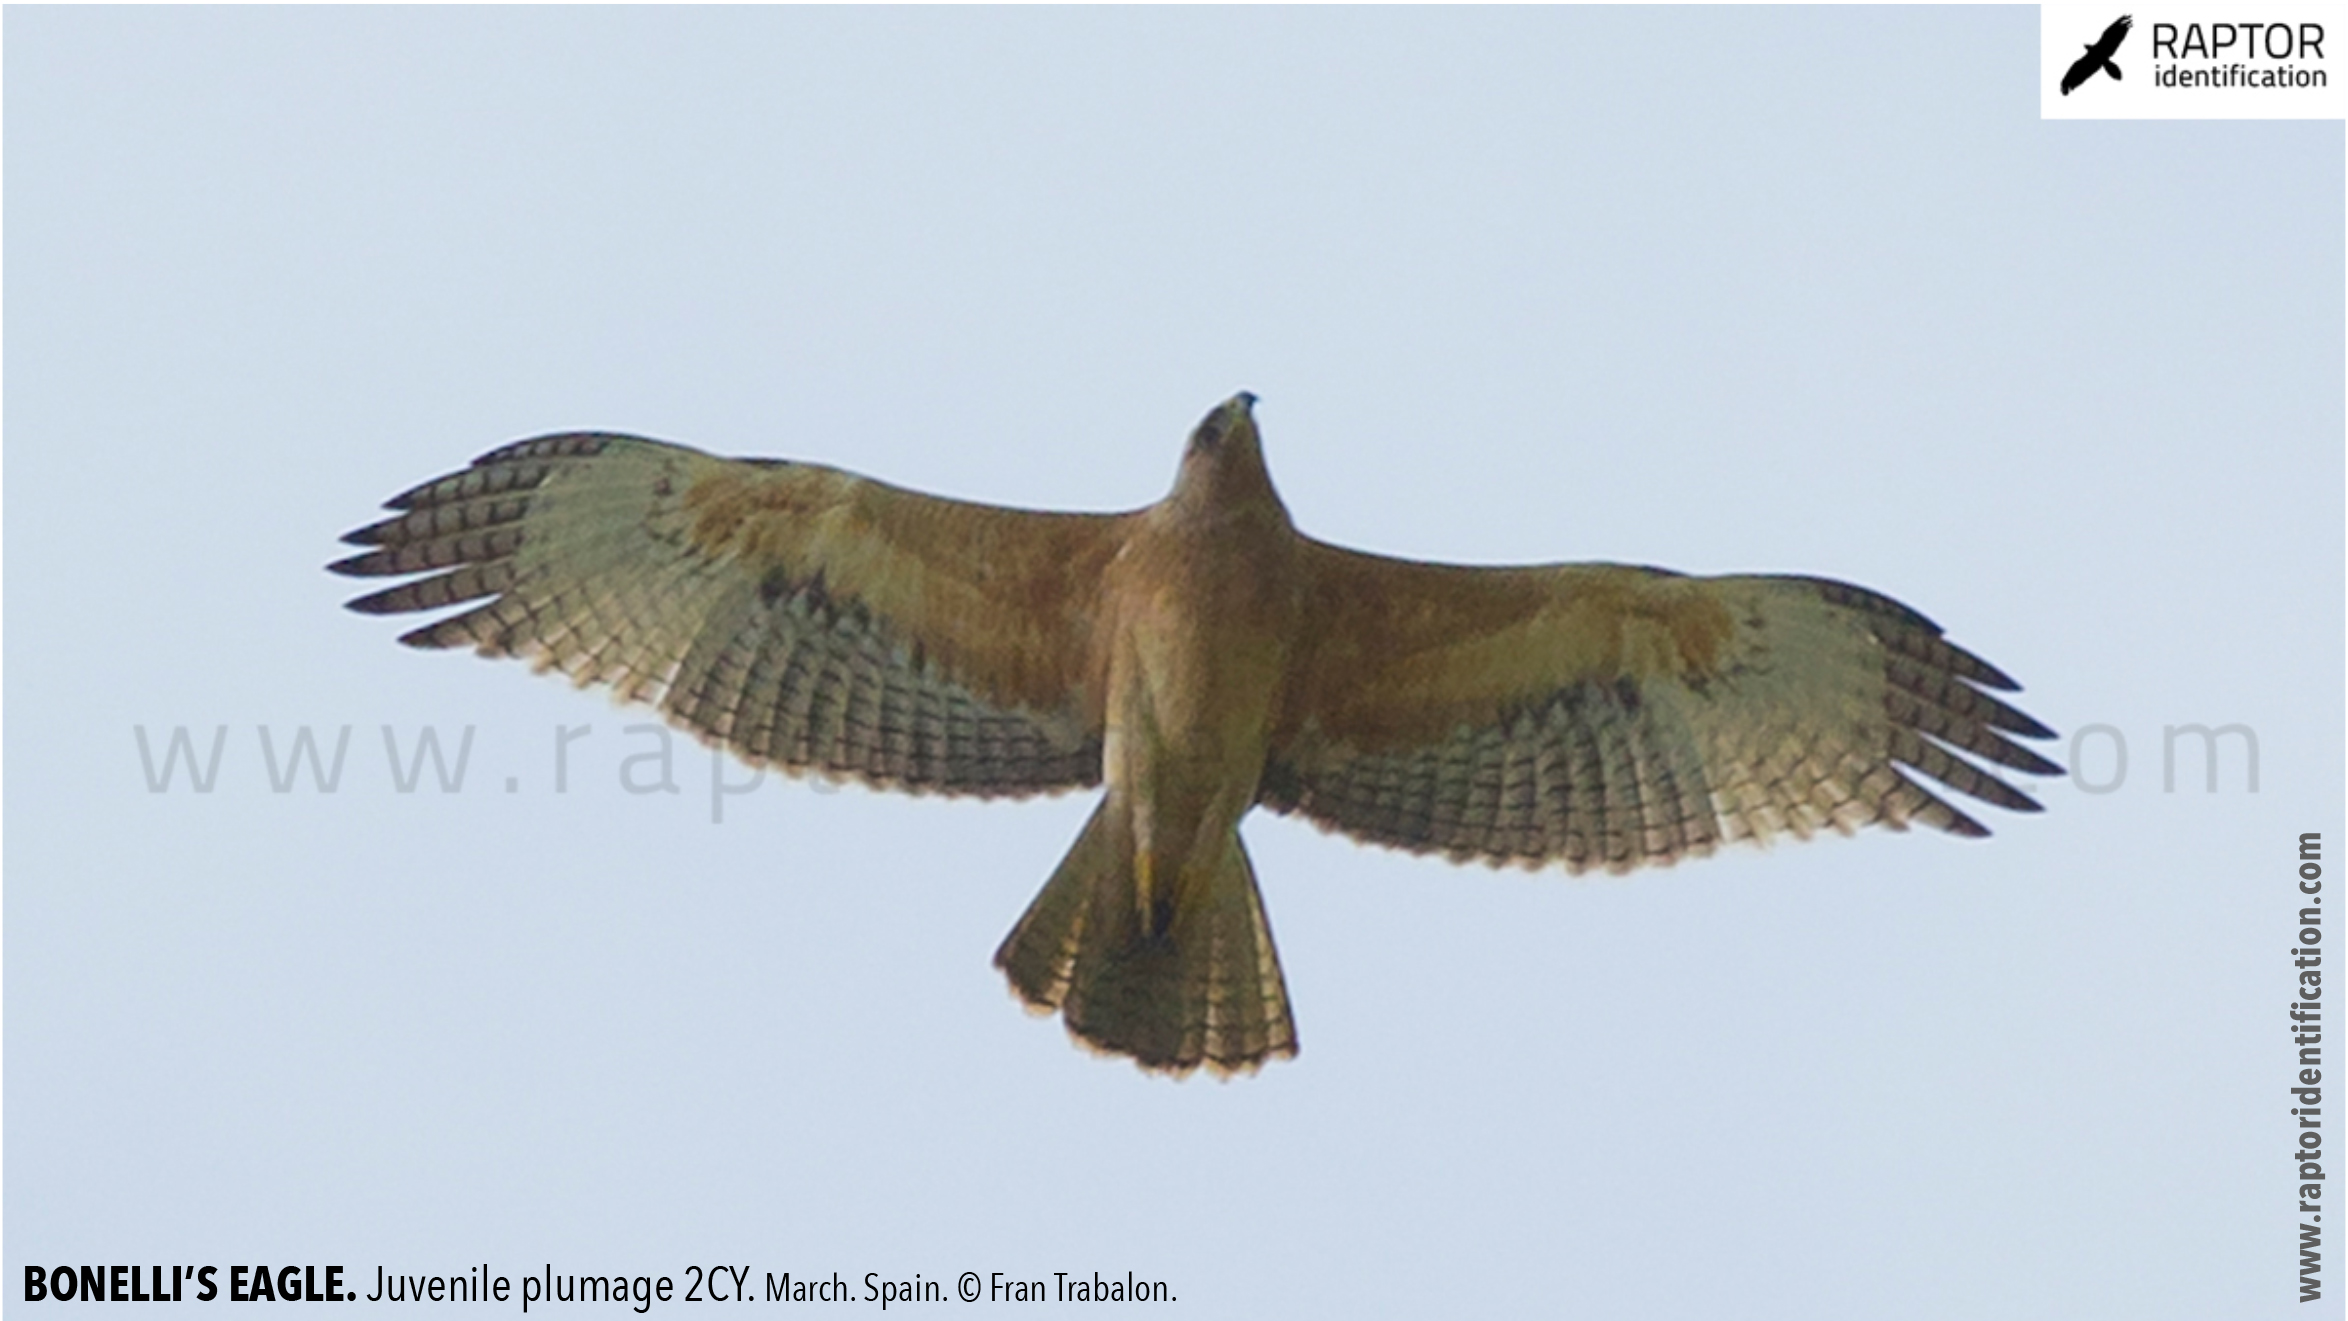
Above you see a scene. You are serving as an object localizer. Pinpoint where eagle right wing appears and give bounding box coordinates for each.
[332,434,1132,797]
[1263,543,2058,874]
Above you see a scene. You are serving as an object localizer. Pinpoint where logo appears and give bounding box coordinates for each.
[2061,14,2134,95]
[2042,4,2342,120]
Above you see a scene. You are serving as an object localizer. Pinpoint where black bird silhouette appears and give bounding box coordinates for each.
[2061,15,2133,95]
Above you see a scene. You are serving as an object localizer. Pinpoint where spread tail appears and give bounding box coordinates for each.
[993,799,1297,1076]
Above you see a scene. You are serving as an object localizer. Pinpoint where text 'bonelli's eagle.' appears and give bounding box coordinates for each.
[333,394,2058,1077]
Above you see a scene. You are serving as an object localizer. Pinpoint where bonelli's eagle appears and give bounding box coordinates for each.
[334,395,2057,1076]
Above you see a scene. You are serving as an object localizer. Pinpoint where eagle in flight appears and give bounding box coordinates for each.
[2061,14,2132,95]
[333,394,2057,1077]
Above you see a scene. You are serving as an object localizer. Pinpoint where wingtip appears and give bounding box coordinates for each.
[1969,661,2023,694]
[342,585,399,614]
[383,473,455,511]
[2004,743,2064,778]
[2008,711,2058,741]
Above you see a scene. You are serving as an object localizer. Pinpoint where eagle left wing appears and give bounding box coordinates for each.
[333,433,1132,797]
[1261,543,2058,873]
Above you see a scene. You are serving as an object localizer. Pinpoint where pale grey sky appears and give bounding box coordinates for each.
[7,8,2342,1318]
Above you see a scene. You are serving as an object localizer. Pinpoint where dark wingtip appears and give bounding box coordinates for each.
[2005,710,2058,741]
[384,475,449,510]
[1967,659,2022,693]
[2003,743,2064,777]
[342,586,405,615]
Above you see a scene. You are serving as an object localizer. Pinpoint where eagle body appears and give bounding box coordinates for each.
[334,394,2057,1076]
[1004,403,1308,1068]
